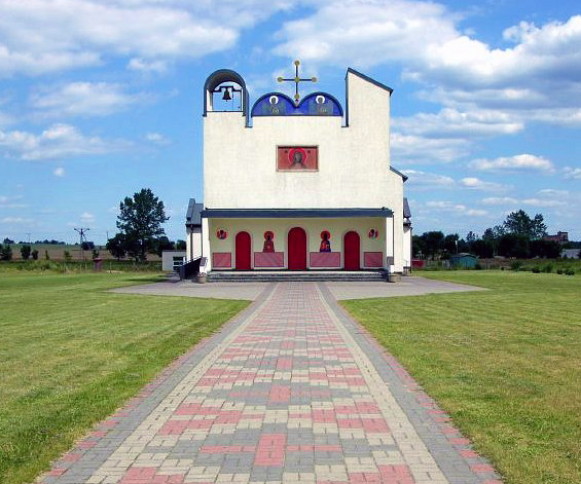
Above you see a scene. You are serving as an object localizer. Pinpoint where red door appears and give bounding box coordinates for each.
[288,227,307,270]
[344,231,360,270]
[235,231,251,270]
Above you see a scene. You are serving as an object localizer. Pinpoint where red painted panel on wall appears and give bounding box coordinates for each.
[277,146,318,171]
[310,252,341,268]
[212,252,232,268]
[288,227,307,270]
[364,252,383,268]
[235,232,251,270]
[254,252,284,268]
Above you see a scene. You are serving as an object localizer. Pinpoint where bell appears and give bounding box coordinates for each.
[222,88,232,101]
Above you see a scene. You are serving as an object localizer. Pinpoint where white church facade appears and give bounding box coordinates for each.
[186,65,412,276]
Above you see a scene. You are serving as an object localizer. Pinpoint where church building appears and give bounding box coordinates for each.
[185,63,412,277]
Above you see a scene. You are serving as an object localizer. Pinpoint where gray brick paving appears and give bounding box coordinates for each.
[38,281,501,484]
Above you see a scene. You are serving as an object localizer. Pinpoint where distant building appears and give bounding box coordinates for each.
[544,231,569,243]
[561,248,580,259]
[449,253,478,269]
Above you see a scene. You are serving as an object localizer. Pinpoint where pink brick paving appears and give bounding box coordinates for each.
[39,282,501,484]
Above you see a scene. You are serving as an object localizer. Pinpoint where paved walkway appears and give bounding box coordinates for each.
[41,283,500,484]
[111,277,485,301]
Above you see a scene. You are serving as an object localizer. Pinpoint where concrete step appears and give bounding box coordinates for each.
[206,270,387,282]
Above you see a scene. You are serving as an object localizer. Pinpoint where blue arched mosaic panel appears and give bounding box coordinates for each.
[297,93,343,116]
[251,92,343,117]
[251,93,296,116]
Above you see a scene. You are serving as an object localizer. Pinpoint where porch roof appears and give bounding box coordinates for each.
[201,207,393,218]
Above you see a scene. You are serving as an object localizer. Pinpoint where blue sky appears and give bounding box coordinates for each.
[1,0,580,244]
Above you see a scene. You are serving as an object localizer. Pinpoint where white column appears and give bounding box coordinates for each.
[384,217,394,269]
[202,217,212,272]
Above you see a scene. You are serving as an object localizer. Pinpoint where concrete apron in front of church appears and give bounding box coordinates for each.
[207,217,393,272]
[40,283,500,484]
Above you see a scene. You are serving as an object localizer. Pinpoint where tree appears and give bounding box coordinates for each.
[498,234,529,258]
[503,210,547,240]
[20,244,32,260]
[176,239,186,251]
[443,233,459,255]
[106,233,127,260]
[421,231,444,260]
[412,234,426,258]
[471,239,494,258]
[152,236,175,257]
[529,239,561,258]
[31,249,39,260]
[116,188,169,261]
[1,244,13,261]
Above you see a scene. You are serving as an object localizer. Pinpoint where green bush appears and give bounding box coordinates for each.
[532,267,541,273]
[511,261,522,271]
[542,263,554,273]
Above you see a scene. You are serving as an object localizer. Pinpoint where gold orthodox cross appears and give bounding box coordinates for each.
[277,60,317,105]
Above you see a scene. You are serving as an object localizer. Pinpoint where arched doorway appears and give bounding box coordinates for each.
[344,231,360,270]
[288,227,307,270]
[235,231,251,270]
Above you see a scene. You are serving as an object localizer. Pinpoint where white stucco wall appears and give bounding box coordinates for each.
[161,251,186,271]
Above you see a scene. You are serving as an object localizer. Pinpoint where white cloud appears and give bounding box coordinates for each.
[273,3,581,125]
[0,194,26,208]
[30,82,146,118]
[470,154,554,172]
[0,123,128,160]
[425,200,488,217]
[391,133,470,164]
[481,197,519,206]
[460,177,508,192]
[522,198,566,208]
[393,108,523,138]
[400,169,455,189]
[54,167,65,177]
[0,0,294,77]
[563,167,581,179]
[80,212,95,224]
[1,216,33,224]
[274,0,458,68]
[537,188,569,197]
[145,132,170,145]
[127,58,168,74]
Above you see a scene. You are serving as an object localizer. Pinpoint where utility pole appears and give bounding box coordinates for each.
[74,227,90,260]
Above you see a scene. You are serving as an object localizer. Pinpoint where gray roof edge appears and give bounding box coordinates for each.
[403,198,412,218]
[346,68,393,94]
[185,198,203,226]
[201,207,394,218]
[390,166,408,182]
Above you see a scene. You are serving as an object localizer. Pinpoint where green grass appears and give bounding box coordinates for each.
[342,271,581,484]
[0,272,248,484]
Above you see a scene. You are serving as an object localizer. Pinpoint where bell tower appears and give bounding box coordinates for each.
[203,69,249,120]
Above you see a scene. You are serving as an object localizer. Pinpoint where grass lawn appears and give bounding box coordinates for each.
[0,271,248,484]
[342,271,581,484]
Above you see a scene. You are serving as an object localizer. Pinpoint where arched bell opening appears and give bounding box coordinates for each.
[203,69,249,118]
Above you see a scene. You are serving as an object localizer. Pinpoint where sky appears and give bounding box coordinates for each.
[0,0,580,245]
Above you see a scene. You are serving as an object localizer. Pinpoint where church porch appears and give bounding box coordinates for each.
[200,210,398,273]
